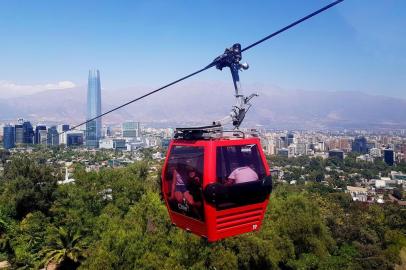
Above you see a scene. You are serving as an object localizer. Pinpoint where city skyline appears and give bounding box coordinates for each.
[1,79,406,130]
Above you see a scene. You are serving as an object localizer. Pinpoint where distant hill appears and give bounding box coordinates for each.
[1,82,405,129]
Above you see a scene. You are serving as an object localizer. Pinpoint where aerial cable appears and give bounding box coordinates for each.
[241,0,344,53]
[42,0,344,145]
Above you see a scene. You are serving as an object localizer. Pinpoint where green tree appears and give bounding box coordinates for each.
[41,226,87,269]
[261,185,336,268]
[10,212,49,268]
[0,156,59,219]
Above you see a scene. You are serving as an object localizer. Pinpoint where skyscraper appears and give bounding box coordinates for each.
[57,124,70,145]
[35,125,47,144]
[15,124,24,144]
[47,126,59,146]
[86,69,102,148]
[352,136,368,154]
[22,121,34,144]
[39,130,48,145]
[287,133,294,146]
[384,149,394,166]
[3,125,15,149]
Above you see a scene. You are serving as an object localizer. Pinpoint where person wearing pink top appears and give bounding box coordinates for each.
[228,166,259,184]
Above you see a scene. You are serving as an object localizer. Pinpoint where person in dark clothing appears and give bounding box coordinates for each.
[170,165,201,206]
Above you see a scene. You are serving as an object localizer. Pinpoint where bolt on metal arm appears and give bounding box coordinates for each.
[209,43,258,129]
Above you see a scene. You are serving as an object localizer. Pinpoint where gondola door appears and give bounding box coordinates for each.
[162,140,209,238]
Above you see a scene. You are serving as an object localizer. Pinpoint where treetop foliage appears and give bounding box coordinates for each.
[0,153,405,269]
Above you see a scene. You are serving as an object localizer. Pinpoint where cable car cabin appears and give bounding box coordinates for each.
[162,128,272,242]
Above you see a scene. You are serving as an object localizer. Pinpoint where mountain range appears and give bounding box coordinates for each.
[1,81,405,129]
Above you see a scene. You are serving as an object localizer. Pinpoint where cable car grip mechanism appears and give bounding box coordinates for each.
[209,43,258,130]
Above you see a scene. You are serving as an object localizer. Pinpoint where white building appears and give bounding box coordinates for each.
[58,167,75,185]
[144,136,161,147]
[346,186,368,202]
[38,129,47,145]
[372,177,396,189]
[288,144,296,158]
[356,154,374,162]
[317,141,325,152]
[99,138,114,149]
[391,171,406,184]
[99,138,127,150]
[375,179,386,188]
[296,143,307,156]
[262,138,275,155]
[57,124,70,144]
[369,148,381,158]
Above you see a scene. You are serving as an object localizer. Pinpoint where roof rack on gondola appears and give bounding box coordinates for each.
[173,125,261,140]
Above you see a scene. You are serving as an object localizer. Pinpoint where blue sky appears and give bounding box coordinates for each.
[0,0,405,98]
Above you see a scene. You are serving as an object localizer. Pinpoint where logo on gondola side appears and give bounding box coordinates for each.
[178,203,189,212]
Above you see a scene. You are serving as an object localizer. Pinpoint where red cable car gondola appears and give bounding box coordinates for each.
[161,44,272,242]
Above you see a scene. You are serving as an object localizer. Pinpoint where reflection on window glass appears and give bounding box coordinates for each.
[217,144,266,185]
[165,146,204,221]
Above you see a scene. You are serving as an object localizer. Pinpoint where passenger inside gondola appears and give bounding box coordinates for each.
[212,144,269,209]
[227,164,259,184]
[165,146,204,221]
[170,164,202,208]
[219,145,263,186]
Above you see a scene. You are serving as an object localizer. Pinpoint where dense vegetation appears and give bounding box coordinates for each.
[269,154,406,188]
[0,151,405,269]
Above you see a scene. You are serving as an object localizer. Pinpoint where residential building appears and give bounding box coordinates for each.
[369,147,381,158]
[346,186,368,202]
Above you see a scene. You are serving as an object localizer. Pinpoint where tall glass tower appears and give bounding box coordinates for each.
[3,124,15,149]
[23,121,34,144]
[86,69,102,148]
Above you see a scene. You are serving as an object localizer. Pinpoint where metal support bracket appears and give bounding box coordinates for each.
[211,43,258,129]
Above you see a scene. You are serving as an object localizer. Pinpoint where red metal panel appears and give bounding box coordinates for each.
[213,201,269,241]
[203,140,218,241]
[169,210,207,237]
[216,208,263,224]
